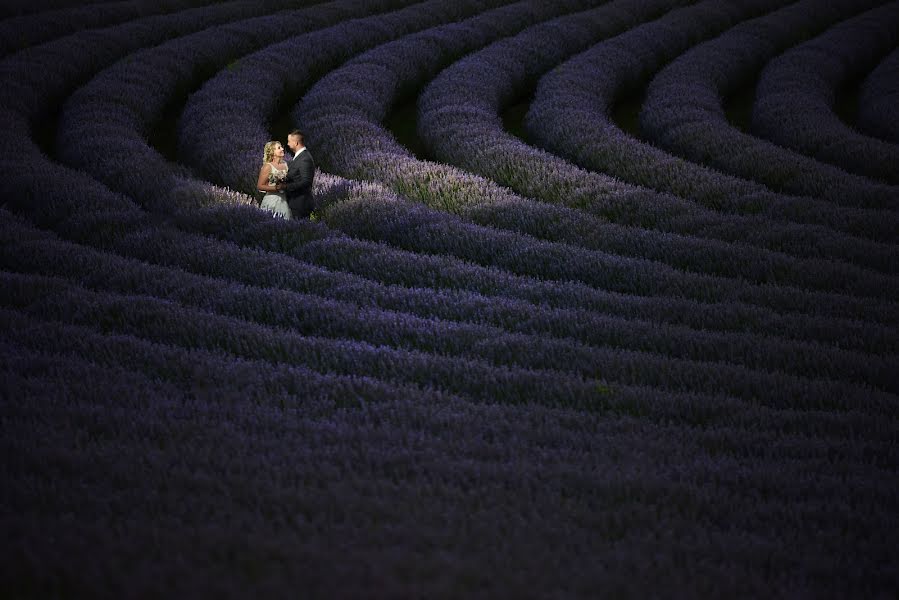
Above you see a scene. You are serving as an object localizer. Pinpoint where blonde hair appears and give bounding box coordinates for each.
[262,141,282,165]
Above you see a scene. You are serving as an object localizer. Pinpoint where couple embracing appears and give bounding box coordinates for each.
[257,129,315,220]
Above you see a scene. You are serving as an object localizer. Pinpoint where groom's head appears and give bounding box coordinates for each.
[287,130,305,154]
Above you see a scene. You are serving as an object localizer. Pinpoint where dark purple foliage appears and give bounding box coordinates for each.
[858,47,899,143]
[638,0,899,209]
[0,0,897,597]
[751,2,899,183]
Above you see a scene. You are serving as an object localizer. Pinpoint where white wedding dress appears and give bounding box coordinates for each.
[260,162,291,219]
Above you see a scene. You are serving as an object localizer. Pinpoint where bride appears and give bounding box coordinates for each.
[257,140,291,219]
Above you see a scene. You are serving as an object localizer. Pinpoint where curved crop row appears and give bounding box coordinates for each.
[3,318,896,449]
[0,0,336,249]
[300,2,899,274]
[5,332,898,479]
[176,0,519,194]
[0,0,312,121]
[639,0,899,210]
[299,0,899,288]
[414,0,898,260]
[0,0,237,58]
[8,117,893,377]
[55,0,435,213]
[751,2,899,183]
[7,223,894,393]
[8,54,892,360]
[0,309,456,407]
[155,0,899,318]
[7,149,893,365]
[8,192,894,393]
[527,0,897,244]
[416,0,763,202]
[6,268,897,417]
[36,0,757,352]
[858,48,899,143]
[0,269,712,410]
[180,186,898,355]
[3,213,895,399]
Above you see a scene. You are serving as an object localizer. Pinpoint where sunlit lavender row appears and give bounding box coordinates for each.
[1,0,897,597]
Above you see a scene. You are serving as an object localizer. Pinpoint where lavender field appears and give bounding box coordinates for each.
[1,0,897,597]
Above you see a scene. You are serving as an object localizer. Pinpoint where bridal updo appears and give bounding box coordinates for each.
[262,141,281,165]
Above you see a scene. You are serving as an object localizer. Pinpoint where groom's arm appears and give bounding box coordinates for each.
[283,154,314,195]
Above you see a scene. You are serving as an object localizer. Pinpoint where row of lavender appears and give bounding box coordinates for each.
[637,0,899,207]
[528,0,899,240]
[55,0,432,211]
[5,0,892,412]
[0,0,396,225]
[750,1,899,184]
[319,0,899,293]
[0,0,828,408]
[1,1,898,596]
[173,0,899,330]
[0,0,244,57]
[297,0,898,284]
[42,0,899,398]
[4,196,897,408]
[42,0,897,381]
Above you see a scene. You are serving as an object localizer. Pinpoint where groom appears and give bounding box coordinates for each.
[282,129,315,219]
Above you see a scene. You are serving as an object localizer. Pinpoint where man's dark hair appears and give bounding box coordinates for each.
[289,130,304,144]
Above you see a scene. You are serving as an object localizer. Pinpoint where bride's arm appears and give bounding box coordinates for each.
[256,163,279,192]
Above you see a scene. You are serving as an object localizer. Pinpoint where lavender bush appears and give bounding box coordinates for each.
[0,0,348,242]
[319,190,898,324]
[133,197,899,353]
[0,0,323,120]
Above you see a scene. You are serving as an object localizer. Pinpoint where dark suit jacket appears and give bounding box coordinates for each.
[284,148,315,218]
